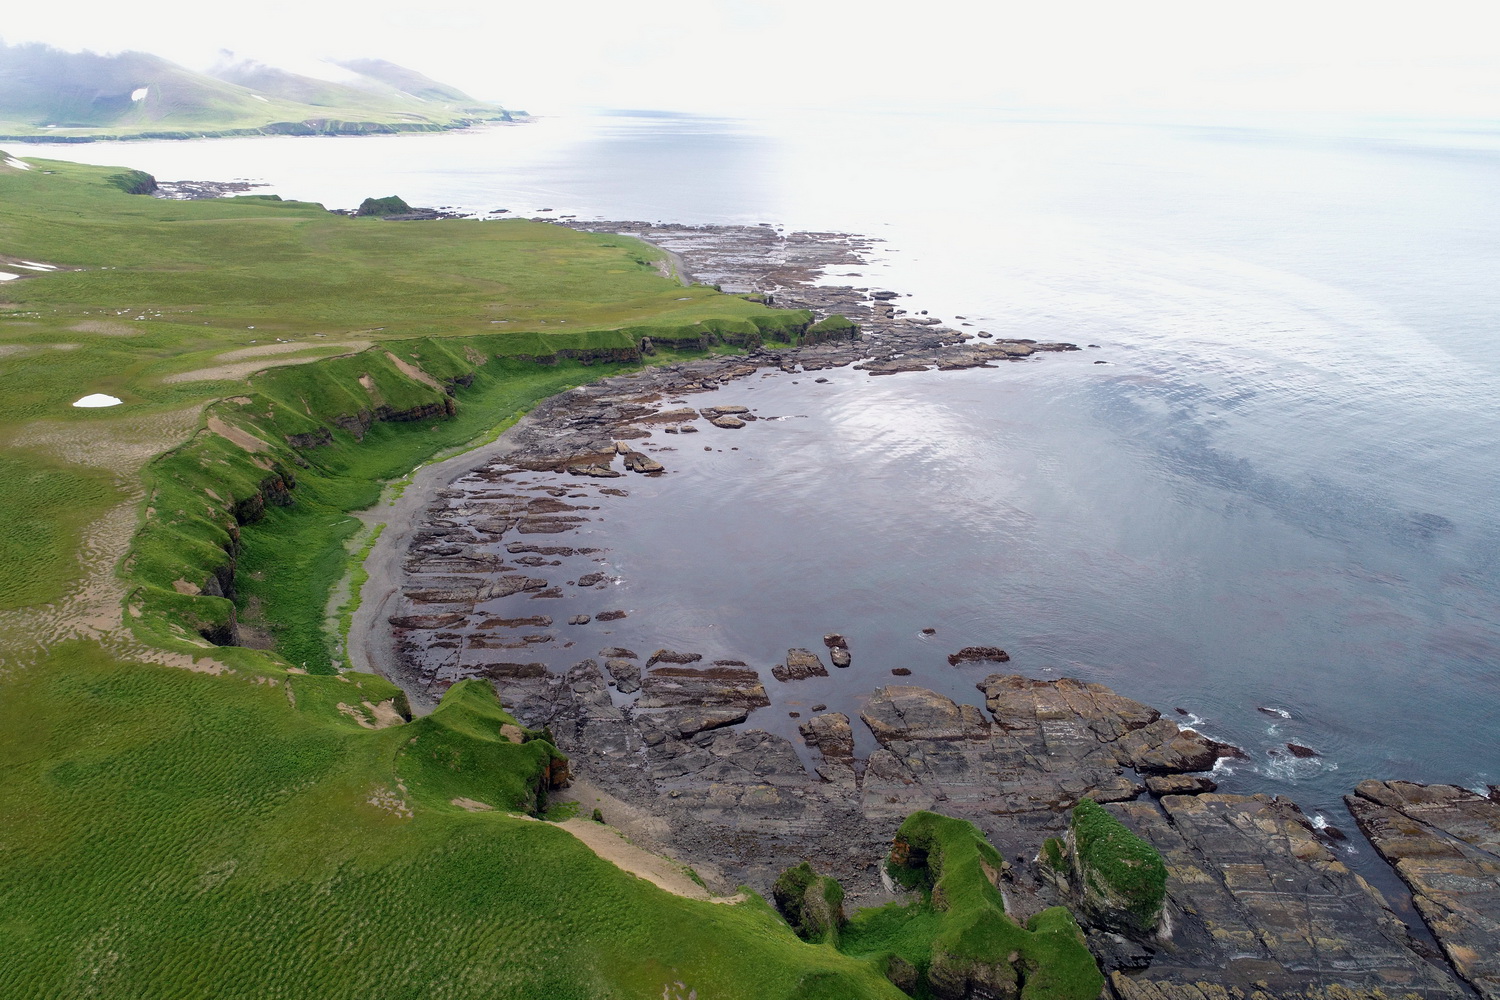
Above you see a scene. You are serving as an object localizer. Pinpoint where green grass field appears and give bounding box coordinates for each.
[0,149,1100,998]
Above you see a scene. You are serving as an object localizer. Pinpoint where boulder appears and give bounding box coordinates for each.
[1144,774,1217,797]
[772,861,846,944]
[605,659,641,694]
[799,713,855,763]
[773,648,827,681]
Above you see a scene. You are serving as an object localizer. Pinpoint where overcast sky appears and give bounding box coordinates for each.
[4,0,1499,120]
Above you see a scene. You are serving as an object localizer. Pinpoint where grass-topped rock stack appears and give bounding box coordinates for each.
[394,680,570,815]
[1053,799,1168,937]
[839,811,1103,1000]
[773,861,847,945]
[802,313,859,344]
[356,195,413,217]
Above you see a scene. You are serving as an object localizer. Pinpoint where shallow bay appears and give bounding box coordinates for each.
[35,108,1500,826]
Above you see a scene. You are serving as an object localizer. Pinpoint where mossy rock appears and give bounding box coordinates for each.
[1070,798,1167,934]
[879,812,1103,1000]
[773,860,846,945]
[356,194,412,216]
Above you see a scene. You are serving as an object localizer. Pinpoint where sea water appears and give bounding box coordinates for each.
[31,110,1500,825]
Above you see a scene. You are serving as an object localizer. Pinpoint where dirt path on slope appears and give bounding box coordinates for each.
[551,817,746,904]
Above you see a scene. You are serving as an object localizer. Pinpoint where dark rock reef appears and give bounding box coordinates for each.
[474,663,1467,999]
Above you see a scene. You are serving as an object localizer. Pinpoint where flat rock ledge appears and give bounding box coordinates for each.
[1346,780,1500,1000]
[483,666,1467,999]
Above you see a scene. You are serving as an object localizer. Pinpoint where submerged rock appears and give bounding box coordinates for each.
[947,645,1010,666]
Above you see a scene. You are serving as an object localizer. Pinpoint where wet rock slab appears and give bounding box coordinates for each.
[1346,780,1500,999]
[1112,793,1463,999]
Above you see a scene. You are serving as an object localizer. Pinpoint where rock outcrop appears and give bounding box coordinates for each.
[1346,780,1500,999]
[1110,793,1463,999]
[773,647,828,681]
[1061,798,1167,937]
[772,861,846,944]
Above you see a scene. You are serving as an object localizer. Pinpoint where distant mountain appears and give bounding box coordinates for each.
[0,41,515,141]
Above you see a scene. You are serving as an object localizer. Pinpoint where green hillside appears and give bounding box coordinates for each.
[0,41,513,141]
[0,151,920,998]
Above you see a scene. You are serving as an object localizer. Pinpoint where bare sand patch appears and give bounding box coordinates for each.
[0,344,29,358]
[166,356,322,384]
[338,702,371,727]
[164,340,371,384]
[152,651,230,675]
[365,698,406,728]
[386,352,445,392]
[553,817,746,904]
[452,797,493,812]
[367,786,413,819]
[215,341,329,362]
[207,415,270,453]
[337,698,406,729]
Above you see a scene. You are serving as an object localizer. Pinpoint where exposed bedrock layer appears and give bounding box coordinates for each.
[1346,780,1500,1000]
[484,665,1465,999]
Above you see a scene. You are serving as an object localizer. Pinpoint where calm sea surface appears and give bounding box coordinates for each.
[32,111,1500,833]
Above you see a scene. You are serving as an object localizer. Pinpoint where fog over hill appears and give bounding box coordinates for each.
[0,40,515,141]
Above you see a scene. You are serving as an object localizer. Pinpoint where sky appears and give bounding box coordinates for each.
[3,0,1499,120]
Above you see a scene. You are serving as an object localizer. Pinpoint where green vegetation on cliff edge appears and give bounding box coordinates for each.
[839,812,1104,1000]
[1071,798,1167,923]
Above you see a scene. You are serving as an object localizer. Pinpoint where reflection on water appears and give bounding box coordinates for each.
[33,109,1500,821]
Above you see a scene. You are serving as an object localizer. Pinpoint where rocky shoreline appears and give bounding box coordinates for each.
[360,221,1499,999]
